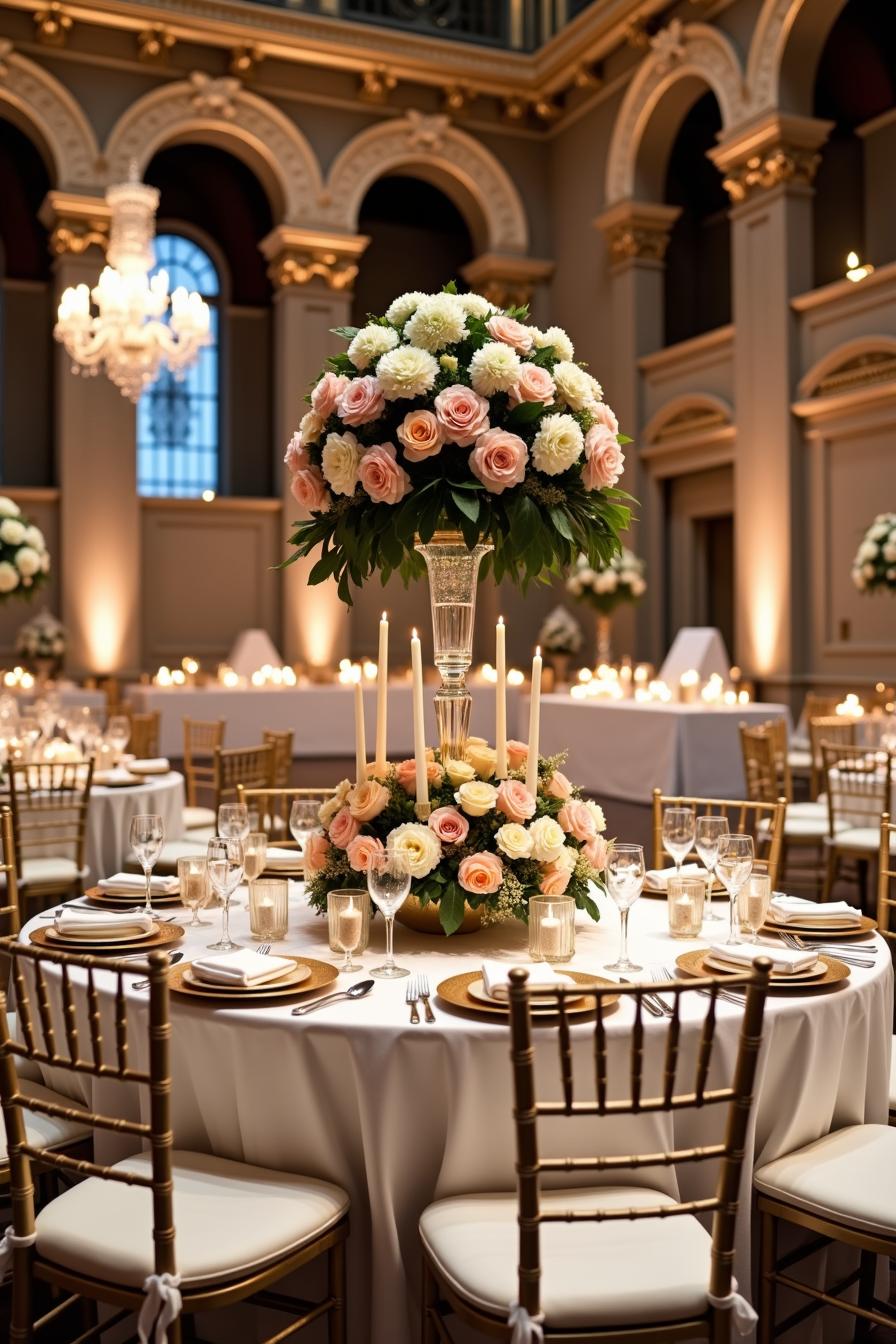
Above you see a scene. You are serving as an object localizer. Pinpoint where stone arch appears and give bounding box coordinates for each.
[643,393,734,445]
[798,336,896,400]
[605,23,748,204]
[321,112,529,255]
[747,0,847,117]
[103,74,323,225]
[0,44,101,189]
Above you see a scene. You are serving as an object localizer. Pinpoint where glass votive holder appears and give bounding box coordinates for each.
[248,878,288,941]
[666,876,706,939]
[327,889,370,971]
[177,855,212,927]
[738,872,771,942]
[529,894,575,964]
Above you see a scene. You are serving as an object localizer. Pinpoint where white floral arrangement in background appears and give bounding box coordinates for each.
[0,498,51,603]
[16,609,66,660]
[852,514,896,594]
[566,547,646,615]
[538,605,583,655]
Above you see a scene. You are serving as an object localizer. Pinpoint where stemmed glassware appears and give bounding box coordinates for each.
[289,799,320,857]
[694,814,729,922]
[738,872,772,943]
[128,813,165,916]
[177,856,212,928]
[662,807,695,875]
[328,890,366,973]
[367,849,412,979]
[243,831,268,903]
[604,843,645,973]
[105,713,131,763]
[716,834,755,945]
[18,716,40,761]
[218,804,250,906]
[206,836,244,952]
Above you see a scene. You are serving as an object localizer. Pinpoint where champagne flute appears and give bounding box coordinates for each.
[367,849,411,979]
[243,831,268,904]
[716,834,754,945]
[206,836,244,952]
[289,798,320,857]
[738,872,771,943]
[129,813,165,917]
[604,843,645,972]
[694,814,729,922]
[662,807,695,875]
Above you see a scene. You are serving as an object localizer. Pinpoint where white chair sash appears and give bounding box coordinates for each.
[138,1272,182,1344]
[707,1280,758,1337]
[0,1226,37,1275]
[508,1301,545,1343]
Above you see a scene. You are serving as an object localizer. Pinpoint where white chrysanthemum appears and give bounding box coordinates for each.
[857,540,879,561]
[469,341,521,396]
[553,361,599,412]
[458,292,496,318]
[387,822,442,878]
[385,291,428,326]
[532,325,574,362]
[404,294,467,352]
[15,546,41,577]
[0,497,20,519]
[346,323,399,370]
[23,525,44,551]
[528,815,566,864]
[530,413,584,475]
[496,822,534,861]
[869,522,890,539]
[0,519,25,547]
[321,432,363,496]
[375,346,440,401]
[0,562,19,592]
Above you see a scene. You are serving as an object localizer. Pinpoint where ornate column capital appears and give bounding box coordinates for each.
[38,190,110,258]
[259,226,369,293]
[709,113,833,205]
[459,253,554,309]
[594,200,682,267]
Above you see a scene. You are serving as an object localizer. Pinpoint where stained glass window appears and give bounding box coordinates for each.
[136,234,220,497]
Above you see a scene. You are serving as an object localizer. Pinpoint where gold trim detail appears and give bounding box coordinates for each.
[815,352,896,397]
[34,2,72,46]
[722,146,822,203]
[230,44,264,81]
[359,65,397,104]
[137,26,175,63]
[460,252,554,309]
[49,220,109,256]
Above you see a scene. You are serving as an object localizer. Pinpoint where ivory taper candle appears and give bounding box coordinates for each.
[410,629,428,808]
[496,615,507,779]
[525,645,542,795]
[375,611,388,768]
[353,672,366,784]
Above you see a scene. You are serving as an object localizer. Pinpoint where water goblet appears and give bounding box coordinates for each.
[716,834,755,945]
[694,814,729,922]
[218,803,249,842]
[105,713,131,763]
[129,813,165,916]
[604,843,645,972]
[662,807,695,875]
[289,799,321,857]
[177,856,212,928]
[367,849,411,980]
[738,872,771,943]
[206,836,244,952]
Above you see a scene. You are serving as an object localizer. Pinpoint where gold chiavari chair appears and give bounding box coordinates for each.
[237,785,336,859]
[0,804,42,1091]
[879,814,896,1124]
[652,789,787,890]
[0,941,350,1344]
[182,717,226,830]
[263,729,294,789]
[808,716,856,800]
[421,961,772,1341]
[7,761,93,912]
[739,725,827,891]
[821,742,894,904]
[126,710,160,760]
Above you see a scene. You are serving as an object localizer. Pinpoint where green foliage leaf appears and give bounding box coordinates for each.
[617,434,633,445]
[450,488,480,524]
[442,280,459,295]
[576,891,601,924]
[439,882,466,935]
[330,326,359,341]
[506,400,545,427]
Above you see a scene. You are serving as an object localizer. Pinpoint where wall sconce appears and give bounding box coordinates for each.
[845,251,874,283]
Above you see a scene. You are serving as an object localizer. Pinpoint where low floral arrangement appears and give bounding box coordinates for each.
[852,514,896,594]
[282,285,631,603]
[566,547,646,614]
[538,605,583,656]
[0,498,50,602]
[304,743,609,934]
[16,609,66,660]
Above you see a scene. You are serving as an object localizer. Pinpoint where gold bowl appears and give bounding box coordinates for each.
[396,895,483,936]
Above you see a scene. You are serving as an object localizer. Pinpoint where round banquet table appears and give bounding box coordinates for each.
[84,771,185,882]
[20,890,892,1344]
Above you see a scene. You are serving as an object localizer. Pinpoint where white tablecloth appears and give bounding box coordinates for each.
[20,890,891,1344]
[85,772,185,882]
[534,695,792,801]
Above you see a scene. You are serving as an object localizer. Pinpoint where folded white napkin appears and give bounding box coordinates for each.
[129,758,171,773]
[481,960,561,1001]
[644,863,705,891]
[768,896,861,926]
[263,847,301,868]
[54,907,155,937]
[98,873,180,896]
[190,949,293,987]
[708,942,817,975]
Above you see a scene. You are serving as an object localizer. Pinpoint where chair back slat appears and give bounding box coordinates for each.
[128,711,161,760]
[809,715,856,796]
[662,999,682,1108]
[877,813,896,947]
[739,724,779,805]
[236,785,336,850]
[652,790,787,889]
[86,968,103,1071]
[262,729,294,789]
[630,996,644,1111]
[59,963,81,1063]
[182,717,225,808]
[822,743,893,834]
[557,1000,573,1112]
[593,999,608,1113]
[0,806,20,938]
[8,761,93,872]
[694,986,718,1103]
[214,744,275,810]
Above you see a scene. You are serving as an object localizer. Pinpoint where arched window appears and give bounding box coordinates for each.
[136,233,220,497]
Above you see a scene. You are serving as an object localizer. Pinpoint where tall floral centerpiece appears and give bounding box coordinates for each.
[0,498,51,604]
[852,514,896,594]
[16,609,66,682]
[566,547,646,663]
[537,606,583,687]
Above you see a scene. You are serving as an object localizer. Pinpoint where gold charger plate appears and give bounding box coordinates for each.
[675,949,850,993]
[465,975,585,1010]
[93,773,142,788]
[182,961,311,993]
[169,956,337,1002]
[31,923,184,952]
[437,970,619,1019]
[85,886,183,906]
[703,951,825,983]
[762,914,876,940]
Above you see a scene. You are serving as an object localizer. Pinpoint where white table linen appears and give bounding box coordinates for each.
[85,772,185,882]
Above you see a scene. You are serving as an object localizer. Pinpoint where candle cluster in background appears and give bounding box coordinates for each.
[570,663,753,706]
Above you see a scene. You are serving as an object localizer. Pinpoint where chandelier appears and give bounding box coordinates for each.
[53,167,211,402]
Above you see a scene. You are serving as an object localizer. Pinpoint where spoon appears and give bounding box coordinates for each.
[130,952,184,990]
[291,979,374,1017]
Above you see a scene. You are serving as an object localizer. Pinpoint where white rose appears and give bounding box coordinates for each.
[387,822,442,878]
[869,522,890,539]
[530,413,584,475]
[300,410,325,443]
[0,497,20,518]
[858,540,878,561]
[552,361,599,412]
[469,342,521,396]
[15,546,41,577]
[459,292,495,318]
[23,525,44,551]
[385,291,428,326]
[0,562,19,592]
[496,822,534,861]
[376,346,440,401]
[585,799,606,833]
[454,780,499,817]
[321,432,363,496]
[556,845,578,874]
[347,323,399,370]
[404,294,467,352]
[320,779,352,828]
[445,758,476,786]
[532,326,574,362]
[528,815,566,864]
[0,519,25,547]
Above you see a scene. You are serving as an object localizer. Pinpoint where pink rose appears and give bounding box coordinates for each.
[329,806,361,850]
[346,833,385,873]
[509,363,555,408]
[290,467,331,513]
[545,770,572,801]
[591,402,619,436]
[506,740,529,770]
[469,429,528,495]
[539,861,571,896]
[434,385,490,447]
[337,376,385,427]
[497,778,536,823]
[311,371,349,419]
[397,410,444,463]
[557,799,596,842]
[396,758,444,795]
[304,829,331,876]
[582,425,625,490]
[458,851,504,895]
[348,778,389,822]
[582,835,609,871]
[358,443,411,506]
[486,315,534,354]
[428,806,470,845]
[284,431,309,472]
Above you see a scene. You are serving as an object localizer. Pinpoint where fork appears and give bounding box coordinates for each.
[778,931,874,969]
[406,975,420,1024]
[257,944,271,956]
[697,986,746,1009]
[417,972,436,1023]
[618,976,665,1018]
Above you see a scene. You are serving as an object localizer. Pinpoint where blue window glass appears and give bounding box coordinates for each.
[137,234,220,498]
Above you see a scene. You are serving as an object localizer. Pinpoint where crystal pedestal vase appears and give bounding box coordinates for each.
[415,531,493,763]
[595,612,613,665]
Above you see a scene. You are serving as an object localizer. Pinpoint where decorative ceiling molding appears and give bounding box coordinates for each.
[708,112,833,205]
[798,337,896,401]
[0,44,102,188]
[642,393,733,444]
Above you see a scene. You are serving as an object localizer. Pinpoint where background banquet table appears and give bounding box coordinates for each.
[21,888,890,1344]
[82,770,185,881]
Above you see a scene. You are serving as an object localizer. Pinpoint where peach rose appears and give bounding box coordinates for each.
[496,778,536,823]
[358,443,411,506]
[337,375,385,427]
[427,806,470,845]
[582,835,609,871]
[557,799,597,842]
[539,861,572,896]
[311,371,349,419]
[582,425,625,490]
[509,362,555,408]
[329,806,361,850]
[397,410,444,463]
[469,429,528,495]
[396,758,444,795]
[433,384,490,447]
[486,314,534,354]
[290,467,331,513]
[591,402,619,436]
[304,829,331,876]
[545,770,572,801]
[284,431,309,472]
[458,851,504,895]
[348,778,389,822]
[346,833,385,873]
[506,740,529,770]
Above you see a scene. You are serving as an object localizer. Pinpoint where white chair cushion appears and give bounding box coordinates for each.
[826,827,896,854]
[787,749,812,772]
[20,858,86,887]
[1,1080,91,1166]
[36,1150,348,1288]
[183,806,216,831]
[7,1012,42,1082]
[890,1036,896,1112]
[758,811,828,840]
[420,1186,713,1327]
[754,1125,896,1238]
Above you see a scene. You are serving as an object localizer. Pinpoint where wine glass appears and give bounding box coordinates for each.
[694,814,729,922]
[218,803,249,842]
[716,834,755,945]
[81,714,102,758]
[662,807,695,875]
[243,831,268,903]
[206,836,244,952]
[66,705,90,754]
[738,872,771,943]
[18,716,40,761]
[105,713,131,763]
[367,849,412,979]
[604,843,645,973]
[129,813,165,916]
[289,799,320,857]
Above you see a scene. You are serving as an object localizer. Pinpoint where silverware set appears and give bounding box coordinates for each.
[406,973,436,1024]
[131,951,184,990]
[776,931,876,968]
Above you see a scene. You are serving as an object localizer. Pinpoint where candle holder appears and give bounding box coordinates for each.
[327,888,370,971]
[666,875,705,939]
[248,878,288,941]
[529,894,575,964]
